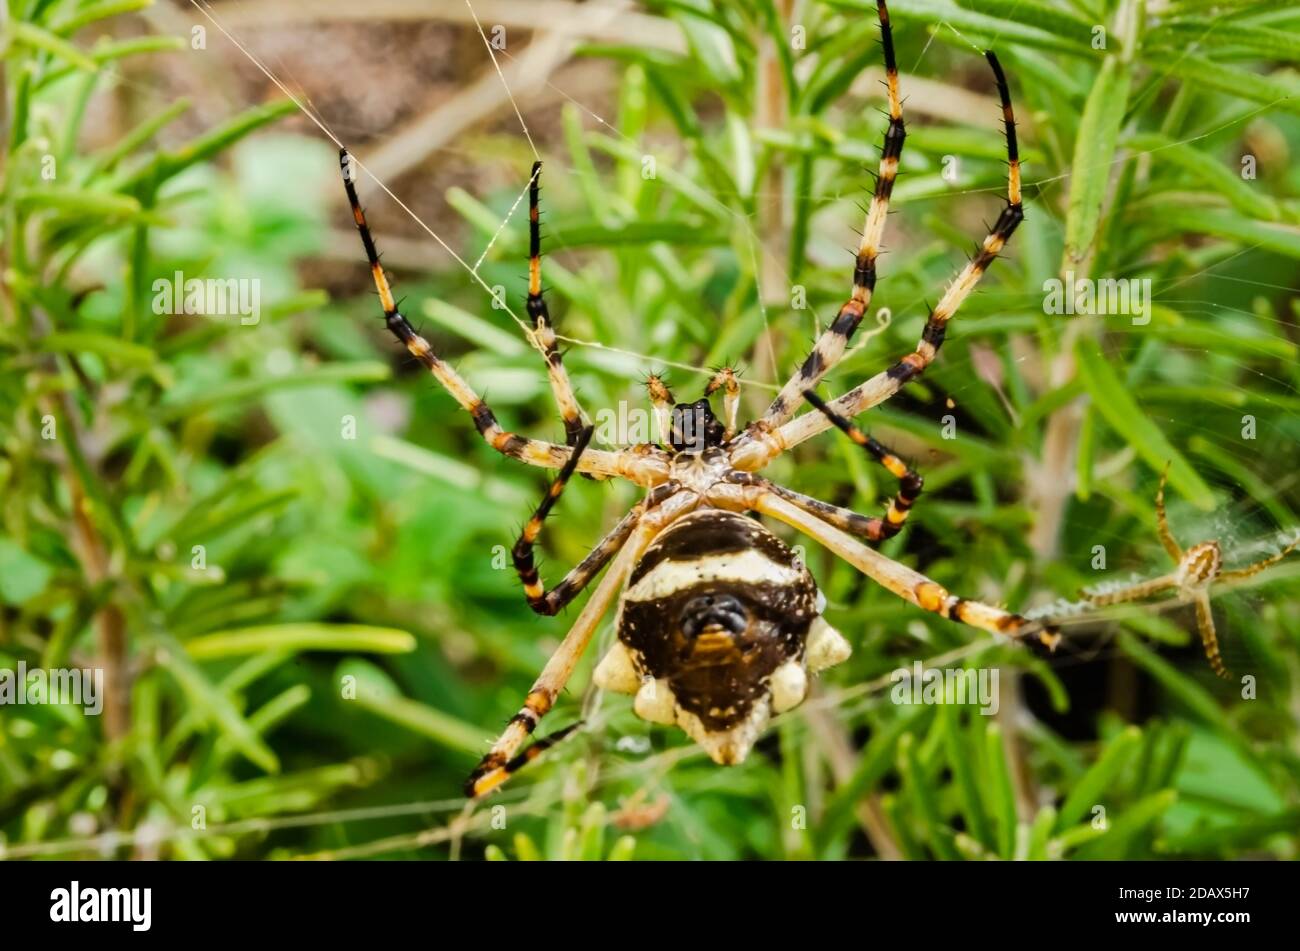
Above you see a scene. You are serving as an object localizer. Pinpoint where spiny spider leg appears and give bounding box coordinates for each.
[466,489,699,797]
[757,0,904,430]
[528,163,595,458]
[731,49,1024,472]
[726,391,924,544]
[803,389,922,540]
[729,471,898,543]
[752,490,1060,650]
[339,149,667,485]
[485,722,585,793]
[514,423,680,615]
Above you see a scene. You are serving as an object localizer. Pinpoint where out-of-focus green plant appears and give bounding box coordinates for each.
[1,0,426,859]
[2,0,1299,860]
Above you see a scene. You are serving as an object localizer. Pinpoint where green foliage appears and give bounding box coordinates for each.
[2,0,1299,860]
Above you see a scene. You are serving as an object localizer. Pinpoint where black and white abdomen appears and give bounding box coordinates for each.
[593,508,852,765]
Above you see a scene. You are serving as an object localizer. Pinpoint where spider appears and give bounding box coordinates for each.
[339,0,1057,799]
[1081,466,1300,679]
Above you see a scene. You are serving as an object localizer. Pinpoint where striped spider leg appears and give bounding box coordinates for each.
[467,476,697,797]
[750,489,1059,650]
[338,148,669,486]
[731,44,1025,473]
[755,0,905,433]
[513,426,683,616]
[527,161,598,464]
[1081,466,1300,679]
[773,389,924,543]
[740,392,1058,649]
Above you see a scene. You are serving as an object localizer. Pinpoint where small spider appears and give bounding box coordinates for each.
[1082,465,1299,679]
[340,0,1055,798]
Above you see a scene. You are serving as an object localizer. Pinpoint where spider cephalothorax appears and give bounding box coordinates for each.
[668,398,726,453]
[1175,541,1223,595]
[340,0,1056,799]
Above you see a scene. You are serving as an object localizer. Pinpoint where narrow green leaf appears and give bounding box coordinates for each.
[983,724,1018,859]
[1075,790,1177,859]
[1143,208,1300,260]
[1164,55,1300,114]
[340,660,483,755]
[184,624,416,660]
[1127,133,1280,220]
[939,701,993,850]
[158,361,390,419]
[54,0,153,36]
[1056,726,1141,830]
[818,708,928,852]
[1065,56,1133,263]
[1157,808,1300,854]
[8,21,97,70]
[1117,633,1238,741]
[900,734,959,859]
[37,331,155,366]
[1074,342,1215,509]
[154,639,280,773]
[13,186,140,218]
[825,0,1093,55]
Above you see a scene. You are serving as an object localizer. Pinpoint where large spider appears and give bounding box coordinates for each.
[339,0,1056,798]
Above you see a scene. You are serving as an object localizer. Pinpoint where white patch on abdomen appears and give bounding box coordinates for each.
[623,548,804,602]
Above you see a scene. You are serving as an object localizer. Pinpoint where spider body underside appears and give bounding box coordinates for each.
[600,506,847,766]
[340,0,1057,798]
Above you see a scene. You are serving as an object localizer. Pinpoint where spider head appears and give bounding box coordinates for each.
[668,398,726,453]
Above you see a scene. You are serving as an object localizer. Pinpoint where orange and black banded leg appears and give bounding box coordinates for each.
[751,490,1061,652]
[755,0,903,429]
[339,149,657,482]
[804,389,921,540]
[472,722,585,796]
[512,423,679,616]
[513,424,595,615]
[727,471,895,543]
[731,48,1025,471]
[466,514,663,797]
[528,162,593,458]
[865,49,1023,397]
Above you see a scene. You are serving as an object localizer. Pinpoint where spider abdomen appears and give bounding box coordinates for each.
[596,509,850,765]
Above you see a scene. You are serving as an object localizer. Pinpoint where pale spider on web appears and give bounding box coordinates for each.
[1081,465,1300,679]
[339,0,1058,798]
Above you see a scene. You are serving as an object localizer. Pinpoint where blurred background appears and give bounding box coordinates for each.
[2,0,1299,860]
